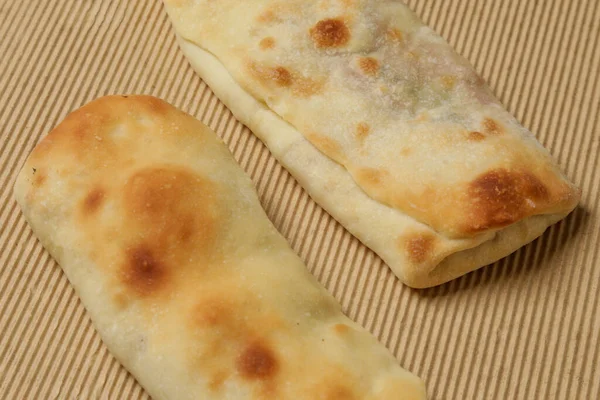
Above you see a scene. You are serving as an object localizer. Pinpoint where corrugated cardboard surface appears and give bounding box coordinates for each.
[0,0,598,398]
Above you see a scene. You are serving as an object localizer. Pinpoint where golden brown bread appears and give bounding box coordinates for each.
[14,95,426,399]
[163,0,580,287]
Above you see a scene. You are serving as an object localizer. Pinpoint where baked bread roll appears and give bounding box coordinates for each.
[163,0,580,288]
[14,95,426,400]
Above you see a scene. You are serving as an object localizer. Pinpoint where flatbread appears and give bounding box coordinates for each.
[14,96,426,400]
[163,0,580,288]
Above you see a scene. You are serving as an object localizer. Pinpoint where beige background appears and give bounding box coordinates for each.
[0,0,598,399]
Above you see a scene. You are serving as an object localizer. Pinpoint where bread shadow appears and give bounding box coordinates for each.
[416,205,591,298]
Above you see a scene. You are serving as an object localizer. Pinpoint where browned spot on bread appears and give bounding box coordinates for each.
[32,170,46,187]
[468,131,485,141]
[208,370,230,391]
[521,172,550,199]
[121,244,168,296]
[259,37,275,50]
[237,340,279,380]
[483,117,503,135]
[307,133,344,162]
[404,234,436,264]
[271,67,293,87]
[400,147,412,156]
[355,122,370,142]
[190,291,285,391]
[466,169,550,232]
[310,18,350,49]
[82,188,105,215]
[249,62,323,97]
[69,117,96,143]
[112,291,130,309]
[27,106,121,170]
[118,167,220,297]
[386,28,403,42]
[309,374,358,400]
[195,295,237,328]
[357,167,387,186]
[124,167,218,255]
[325,385,357,400]
[192,291,286,339]
[333,323,349,335]
[249,63,292,87]
[257,9,277,23]
[293,76,324,97]
[358,57,379,76]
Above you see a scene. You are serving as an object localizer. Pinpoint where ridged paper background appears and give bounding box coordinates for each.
[0,1,598,399]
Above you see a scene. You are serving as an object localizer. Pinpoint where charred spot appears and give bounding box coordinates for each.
[467,169,549,232]
[468,131,485,141]
[122,244,167,296]
[310,18,350,49]
[355,122,370,142]
[358,57,379,76]
[237,341,278,380]
[259,37,275,50]
[404,234,435,264]
[82,188,105,214]
[483,117,503,135]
